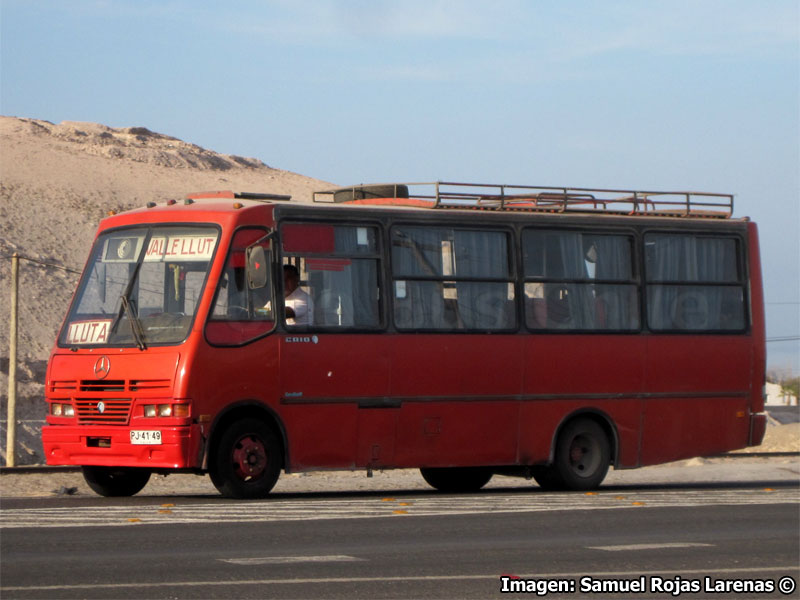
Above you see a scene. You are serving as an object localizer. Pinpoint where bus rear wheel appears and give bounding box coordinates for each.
[533,418,610,491]
[210,418,282,499]
[82,466,151,497]
[420,467,493,492]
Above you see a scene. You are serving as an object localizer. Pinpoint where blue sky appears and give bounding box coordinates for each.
[2,0,798,372]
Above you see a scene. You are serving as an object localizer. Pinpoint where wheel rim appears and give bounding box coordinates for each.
[231,434,268,481]
[567,433,601,478]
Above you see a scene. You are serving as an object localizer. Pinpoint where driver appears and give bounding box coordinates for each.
[283,264,313,326]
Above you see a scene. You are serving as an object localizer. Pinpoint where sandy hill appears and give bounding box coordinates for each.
[0,116,330,463]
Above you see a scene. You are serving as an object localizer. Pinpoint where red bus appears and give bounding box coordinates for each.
[42,182,767,498]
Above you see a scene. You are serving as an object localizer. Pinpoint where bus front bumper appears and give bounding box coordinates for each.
[42,424,203,469]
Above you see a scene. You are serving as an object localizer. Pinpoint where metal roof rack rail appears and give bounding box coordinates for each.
[313,181,734,218]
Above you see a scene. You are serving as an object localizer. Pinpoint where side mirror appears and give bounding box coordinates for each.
[246,245,269,289]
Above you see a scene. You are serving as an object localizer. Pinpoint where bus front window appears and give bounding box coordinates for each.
[59,226,219,348]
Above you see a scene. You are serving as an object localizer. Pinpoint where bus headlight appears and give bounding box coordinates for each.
[51,403,75,417]
[143,403,189,418]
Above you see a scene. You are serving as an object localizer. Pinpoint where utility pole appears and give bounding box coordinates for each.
[6,253,19,467]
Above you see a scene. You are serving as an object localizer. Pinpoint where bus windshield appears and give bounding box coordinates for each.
[59,225,219,348]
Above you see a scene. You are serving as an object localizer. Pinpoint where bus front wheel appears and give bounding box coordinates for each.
[533,418,610,491]
[82,466,151,497]
[420,467,493,493]
[209,418,282,499]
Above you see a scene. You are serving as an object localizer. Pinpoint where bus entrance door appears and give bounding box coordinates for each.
[279,334,392,470]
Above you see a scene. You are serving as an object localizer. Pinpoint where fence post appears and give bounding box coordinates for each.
[6,252,19,467]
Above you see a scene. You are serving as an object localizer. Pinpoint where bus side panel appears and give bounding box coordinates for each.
[390,335,522,467]
[393,401,519,467]
[640,397,750,464]
[190,336,280,465]
[516,399,642,467]
[279,334,389,470]
[519,335,645,467]
[281,404,359,469]
[641,335,752,464]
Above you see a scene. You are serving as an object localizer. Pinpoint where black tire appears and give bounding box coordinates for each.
[82,466,151,497]
[209,418,282,499]
[420,467,493,493]
[535,418,611,491]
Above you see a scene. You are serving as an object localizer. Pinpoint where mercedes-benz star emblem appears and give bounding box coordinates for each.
[94,355,111,379]
[97,401,106,414]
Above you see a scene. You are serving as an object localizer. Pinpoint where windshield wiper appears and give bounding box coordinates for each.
[109,293,147,350]
[109,230,152,350]
[121,295,147,350]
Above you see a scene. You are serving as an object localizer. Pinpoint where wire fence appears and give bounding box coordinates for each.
[0,252,83,275]
[2,252,81,466]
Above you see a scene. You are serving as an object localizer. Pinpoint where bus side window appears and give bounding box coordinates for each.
[206,228,275,345]
[645,234,745,332]
[281,223,382,330]
[522,230,639,332]
[391,226,515,332]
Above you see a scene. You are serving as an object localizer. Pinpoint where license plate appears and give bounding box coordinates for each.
[130,430,162,445]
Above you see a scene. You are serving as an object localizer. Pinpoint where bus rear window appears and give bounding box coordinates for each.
[645,233,746,332]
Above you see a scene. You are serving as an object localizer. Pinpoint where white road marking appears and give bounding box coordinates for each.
[220,555,365,565]
[2,487,797,529]
[2,566,795,593]
[588,542,714,551]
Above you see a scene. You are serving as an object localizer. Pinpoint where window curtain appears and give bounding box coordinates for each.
[392,227,512,330]
[590,235,638,330]
[453,230,513,329]
[523,231,637,331]
[392,227,446,328]
[647,235,742,330]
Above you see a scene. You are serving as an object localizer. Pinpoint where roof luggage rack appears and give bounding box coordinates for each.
[313,181,734,219]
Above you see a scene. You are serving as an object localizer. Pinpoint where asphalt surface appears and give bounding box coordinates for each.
[2,480,799,600]
[770,405,800,425]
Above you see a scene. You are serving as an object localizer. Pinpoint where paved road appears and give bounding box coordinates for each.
[769,406,800,425]
[2,483,798,599]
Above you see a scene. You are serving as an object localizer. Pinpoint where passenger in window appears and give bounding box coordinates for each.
[283,264,314,326]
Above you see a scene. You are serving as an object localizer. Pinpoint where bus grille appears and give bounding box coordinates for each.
[72,379,172,393]
[74,398,132,424]
[49,380,78,392]
[80,380,126,392]
[130,379,171,391]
